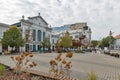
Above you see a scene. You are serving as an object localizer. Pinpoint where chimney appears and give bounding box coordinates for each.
[22,15,24,20]
[38,13,40,16]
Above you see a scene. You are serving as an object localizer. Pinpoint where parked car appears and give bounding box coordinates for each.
[104,47,110,54]
[82,48,92,52]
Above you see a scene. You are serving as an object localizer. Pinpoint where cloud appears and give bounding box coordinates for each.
[0,0,120,40]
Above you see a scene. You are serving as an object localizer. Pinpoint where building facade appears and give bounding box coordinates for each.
[51,23,92,50]
[114,34,120,49]
[0,23,9,53]
[13,13,51,52]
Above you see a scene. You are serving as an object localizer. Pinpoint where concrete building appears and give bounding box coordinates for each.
[0,23,9,53]
[114,34,120,49]
[13,13,51,52]
[51,23,92,50]
[70,23,91,40]
[51,34,59,51]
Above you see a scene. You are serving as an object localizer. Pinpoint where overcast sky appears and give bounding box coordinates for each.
[0,0,120,40]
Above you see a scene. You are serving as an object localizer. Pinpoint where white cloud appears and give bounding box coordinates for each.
[0,0,120,40]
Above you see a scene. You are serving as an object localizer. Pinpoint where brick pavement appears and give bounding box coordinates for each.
[0,53,120,80]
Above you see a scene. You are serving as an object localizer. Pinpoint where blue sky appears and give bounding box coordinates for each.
[0,0,120,40]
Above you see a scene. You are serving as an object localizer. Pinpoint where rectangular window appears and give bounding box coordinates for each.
[33,30,36,41]
[43,32,45,40]
[37,30,41,41]
[75,35,78,38]
[52,39,54,44]
[70,36,73,39]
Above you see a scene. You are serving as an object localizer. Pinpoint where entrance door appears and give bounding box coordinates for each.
[25,44,29,52]
[33,45,36,52]
[37,45,41,53]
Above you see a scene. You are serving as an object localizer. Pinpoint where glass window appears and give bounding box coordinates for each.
[75,35,78,38]
[43,32,45,40]
[37,30,41,41]
[52,39,54,44]
[33,30,36,41]
[70,36,73,39]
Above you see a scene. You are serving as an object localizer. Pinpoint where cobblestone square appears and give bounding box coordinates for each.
[0,53,120,80]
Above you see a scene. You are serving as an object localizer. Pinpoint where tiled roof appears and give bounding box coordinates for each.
[115,34,120,39]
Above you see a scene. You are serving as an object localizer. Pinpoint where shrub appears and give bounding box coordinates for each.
[88,71,97,80]
[118,75,120,80]
[0,64,5,75]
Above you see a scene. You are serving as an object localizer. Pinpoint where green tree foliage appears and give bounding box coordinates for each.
[1,26,25,51]
[0,64,5,75]
[90,40,99,48]
[98,36,115,48]
[41,37,51,52]
[55,37,62,48]
[72,39,79,48]
[61,31,72,49]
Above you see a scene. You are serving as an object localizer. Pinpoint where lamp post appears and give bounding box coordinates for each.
[109,30,113,53]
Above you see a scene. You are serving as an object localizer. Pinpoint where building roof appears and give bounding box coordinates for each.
[115,34,120,39]
[52,29,82,36]
[0,23,9,27]
[21,19,33,24]
[28,15,48,25]
[70,22,87,30]
[11,19,33,27]
[11,22,21,27]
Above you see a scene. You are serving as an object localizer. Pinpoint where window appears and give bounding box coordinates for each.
[37,30,41,41]
[70,36,73,39]
[43,32,45,40]
[75,35,78,38]
[33,30,36,41]
[52,39,54,44]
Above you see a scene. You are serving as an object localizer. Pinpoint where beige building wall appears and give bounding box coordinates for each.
[70,23,87,30]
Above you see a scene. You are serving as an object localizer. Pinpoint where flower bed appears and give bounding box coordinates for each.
[0,67,77,80]
[0,51,78,80]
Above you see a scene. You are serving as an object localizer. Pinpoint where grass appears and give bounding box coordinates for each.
[118,75,120,80]
[88,71,97,80]
[0,64,5,75]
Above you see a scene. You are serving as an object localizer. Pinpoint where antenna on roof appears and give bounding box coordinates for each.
[22,15,24,20]
[38,13,40,16]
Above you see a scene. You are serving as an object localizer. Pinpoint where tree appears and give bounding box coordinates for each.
[98,36,115,48]
[72,39,79,48]
[90,40,99,48]
[61,31,72,50]
[55,37,62,48]
[1,26,25,52]
[41,37,51,52]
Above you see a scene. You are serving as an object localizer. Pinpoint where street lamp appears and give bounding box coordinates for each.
[109,30,114,52]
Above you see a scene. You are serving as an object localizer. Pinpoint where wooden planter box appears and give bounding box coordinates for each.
[22,69,78,80]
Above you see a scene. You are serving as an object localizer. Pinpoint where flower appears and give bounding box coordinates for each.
[23,52,29,56]
[20,54,25,58]
[55,53,62,60]
[29,54,33,57]
[64,61,72,69]
[62,59,67,64]
[10,56,14,60]
[66,52,73,58]
[49,59,57,65]
[32,61,37,66]
[29,64,34,68]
